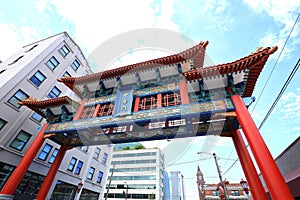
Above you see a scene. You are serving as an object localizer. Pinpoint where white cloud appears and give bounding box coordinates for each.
[0,23,22,61]
[243,0,300,60]
[279,91,300,121]
[45,0,179,58]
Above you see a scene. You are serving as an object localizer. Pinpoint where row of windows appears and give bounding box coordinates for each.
[111,159,156,165]
[109,167,156,173]
[6,87,61,110]
[104,193,155,199]
[5,45,81,111]
[107,184,156,190]
[37,144,106,184]
[112,152,156,158]
[78,147,105,161]
[29,59,78,89]
[107,175,156,181]
[38,143,58,164]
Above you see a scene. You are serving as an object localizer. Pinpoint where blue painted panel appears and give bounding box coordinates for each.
[115,88,134,116]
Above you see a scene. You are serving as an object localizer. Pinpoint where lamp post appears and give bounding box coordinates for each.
[240,179,250,200]
[197,152,228,200]
[123,181,128,200]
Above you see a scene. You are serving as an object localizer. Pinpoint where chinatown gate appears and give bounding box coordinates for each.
[0,41,294,200]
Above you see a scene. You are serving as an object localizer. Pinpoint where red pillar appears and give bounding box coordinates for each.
[0,124,48,195]
[73,100,86,120]
[36,145,67,200]
[134,97,140,112]
[232,129,268,200]
[93,104,101,118]
[231,95,293,200]
[157,94,162,108]
[179,80,189,104]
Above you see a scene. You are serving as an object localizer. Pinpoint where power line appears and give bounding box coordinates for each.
[258,58,300,129]
[223,12,300,176]
[223,58,300,176]
[250,12,300,114]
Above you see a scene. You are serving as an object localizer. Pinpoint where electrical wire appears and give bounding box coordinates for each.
[223,58,300,176]
[250,12,300,114]
[258,58,300,129]
[222,12,300,176]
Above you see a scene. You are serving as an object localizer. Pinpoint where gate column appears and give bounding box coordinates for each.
[232,129,268,200]
[0,124,48,196]
[231,95,293,200]
[36,145,67,200]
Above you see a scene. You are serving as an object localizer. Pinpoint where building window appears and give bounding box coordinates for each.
[231,190,240,196]
[81,106,96,119]
[212,190,219,196]
[48,148,58,164]
[71,59,80,71]
[102,153,108,164]
[31,112,43,122]
[16,170,45,197]
[81,146,89,152]
[0,163,15,190]
[97,103,114,117]
[38,144,53,161]
[93,147,101,159]
[74,160,83,175]
[48,86,61,98]
[46,56,59,70]
[9,130,31,151]
[62,71,71,77]
[139,95,157,110]
[87,167,95,180]
[7,89,29,109]
[51,180,77,200]
[29,70,46,87]
[0,118,7,131]
[59,45,70,57]
[67,157,77,172]
[97,171,103,183]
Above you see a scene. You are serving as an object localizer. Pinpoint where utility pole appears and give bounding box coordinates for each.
[105,164,115,200]
[213,153,228,200]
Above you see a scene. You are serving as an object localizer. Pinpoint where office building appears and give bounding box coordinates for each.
[170,171,185,200]
[105,148,165,200]
[0,32,112,199]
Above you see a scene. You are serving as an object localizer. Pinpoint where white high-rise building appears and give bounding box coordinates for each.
[105,147,165,200]
[170,171,186,200]
[0,32,113,200]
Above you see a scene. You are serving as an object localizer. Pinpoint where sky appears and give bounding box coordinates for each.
[0,0,300,199]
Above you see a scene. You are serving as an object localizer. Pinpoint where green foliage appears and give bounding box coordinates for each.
[134,144,145,149]
[122,146,131,150]
[121,144,146,150]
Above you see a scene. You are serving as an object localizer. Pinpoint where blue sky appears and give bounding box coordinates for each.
[1,0,299,199]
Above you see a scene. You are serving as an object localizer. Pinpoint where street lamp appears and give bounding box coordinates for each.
[197,152,228,200]
[240,179,250,200]
[123,182,128,200]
